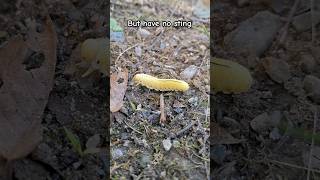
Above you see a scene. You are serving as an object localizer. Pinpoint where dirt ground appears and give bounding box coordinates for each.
[212,0,320,179]
[1,0,108,179]
[110,0,210,179]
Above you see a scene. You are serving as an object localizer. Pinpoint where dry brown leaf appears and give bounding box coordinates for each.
[110,69,128,112]
[0,16,57,161]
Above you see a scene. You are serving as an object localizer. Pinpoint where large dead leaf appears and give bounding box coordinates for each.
[0,16,57,161]
[110,69,128,112]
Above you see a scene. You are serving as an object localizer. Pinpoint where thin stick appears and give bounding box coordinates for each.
[175,121,196,137]
[114,43,140,66]
[307,109,318,179]
[279,0,300,45]
[123,120,143,135]
[268,159,320,174]
[160,94,166,124]
[311,0,316,45]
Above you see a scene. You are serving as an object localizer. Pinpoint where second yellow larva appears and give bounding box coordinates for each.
[133,74,189,92]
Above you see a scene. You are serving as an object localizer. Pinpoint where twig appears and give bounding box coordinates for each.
[311,0,316,45]
[159,94,166,124]
[307,108,318,179]
[114,43,140,66]
[268,159,320,174]
[278,0,301,45]
[123,120,143,135]
[175,121,196,137]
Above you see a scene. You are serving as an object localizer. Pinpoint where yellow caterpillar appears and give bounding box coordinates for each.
[80,38,109,77]
[211,58,252,93]
[133,74,189,92]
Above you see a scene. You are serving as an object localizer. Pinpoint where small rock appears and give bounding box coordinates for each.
[162,139,172,151]
[137,28,151,39]
[72,161,82,169]
[111,148,125,160]
[270,0,289,14]
[250,111,281,133]
[180,65,198,80]
[173,107,183,114]
[211,144,227,164]
[269,127,281,140]
[284,77,304,97]
[139,153,151,168]
[303,75,320,103]
[135,46,142,57]
[172,140,180,148]
[188,97,198,106]
[263,57,290,83]
[86,134,100,149]
[300,53,316,74]
[173,100,186,108]
[193,0,210,18]
[160,40,166,49]
[238,0,249,7]
[292,11,320,32]
[110,31,125,42]
[224,11,282,57]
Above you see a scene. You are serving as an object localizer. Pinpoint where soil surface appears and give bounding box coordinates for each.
[212,0,320,179]
[110,0,210,179]
[1,0,108,179]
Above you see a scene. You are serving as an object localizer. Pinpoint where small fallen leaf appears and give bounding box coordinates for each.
[0,16,57,161]
[110,69,128,112]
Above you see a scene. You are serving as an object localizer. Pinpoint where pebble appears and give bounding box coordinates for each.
[250,111,281,133]
[172,140,180,148]
[139,153,151,168]
[137,28,151,39]
[211,144,227,164]
[110,31,125,43]
[86,134,100,149]
[303,75,320,103]
[224,11,282,57]
[263,57,290,83]
[111,148,125,160]
[135,46,142,57]
[269,127,282,140]
[180,65,198,81]
[162,139,172,151]
[300,53,316,74]
[188,97,199,106]
[292,11,320,32]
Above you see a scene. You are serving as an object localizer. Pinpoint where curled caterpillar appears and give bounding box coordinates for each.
[133,74,189,92]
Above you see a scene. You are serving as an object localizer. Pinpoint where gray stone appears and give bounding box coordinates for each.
[292,11,320,32]
[303,75,320,103]
[180,65,198,80]
[162,139,172,151]
[224,11,282,57]
[263,57,291,83]
[300,53,316,74]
